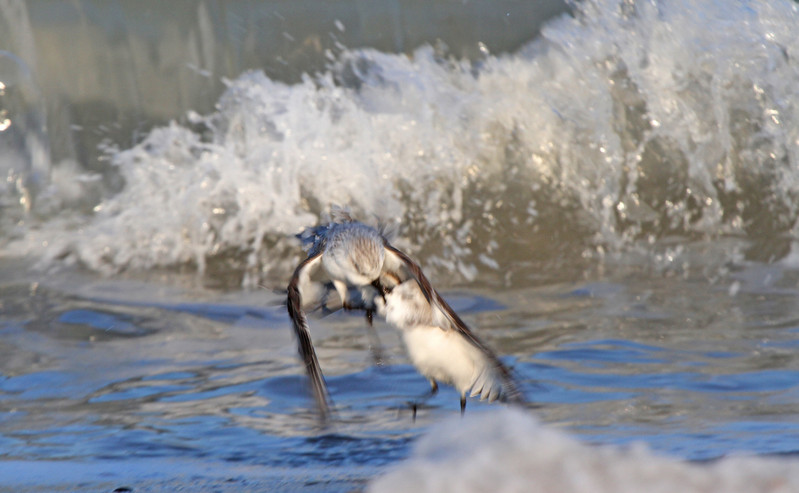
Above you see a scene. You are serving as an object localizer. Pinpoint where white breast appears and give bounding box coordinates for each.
[402,325,482,393]
[384,281,505,400]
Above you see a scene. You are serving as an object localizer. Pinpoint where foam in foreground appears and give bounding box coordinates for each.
[369,408,799,493]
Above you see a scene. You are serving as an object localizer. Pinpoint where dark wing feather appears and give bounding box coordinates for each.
[382,243,434,302]
[287,252,334,421]
[430,289,525,404]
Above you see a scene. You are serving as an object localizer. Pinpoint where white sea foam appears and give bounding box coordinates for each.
[369,408,799,493]
[6,0,799,286]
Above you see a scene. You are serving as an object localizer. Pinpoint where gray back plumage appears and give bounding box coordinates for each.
[325,221,384,278]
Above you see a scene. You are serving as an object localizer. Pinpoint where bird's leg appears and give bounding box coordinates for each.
[460,395,466,416]
[353,281,387,366]
[410,380,439,422]
[363,308,386,366]
[327,280,387,367]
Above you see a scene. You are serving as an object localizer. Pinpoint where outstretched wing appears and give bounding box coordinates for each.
[382,244,433,298]
[382,242,525,404]
[287,252,334,421]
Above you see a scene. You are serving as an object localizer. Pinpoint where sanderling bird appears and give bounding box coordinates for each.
[376,277,524,416]
[287,209,523,421]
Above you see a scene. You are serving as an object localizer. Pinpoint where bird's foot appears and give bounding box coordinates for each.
[402,381,439,422]
[404,400,432,423]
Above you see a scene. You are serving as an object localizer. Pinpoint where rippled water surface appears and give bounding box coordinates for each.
[3,0,799,490]
[2,253,799,491]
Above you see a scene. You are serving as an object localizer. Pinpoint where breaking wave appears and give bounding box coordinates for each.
[4,0,799,287]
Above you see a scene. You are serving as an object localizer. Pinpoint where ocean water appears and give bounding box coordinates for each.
[2,0,799,491]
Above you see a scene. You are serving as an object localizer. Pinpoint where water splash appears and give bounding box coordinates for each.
[0,50,48,216]
[6,0,799,287]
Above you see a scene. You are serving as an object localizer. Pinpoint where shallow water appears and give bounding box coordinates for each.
[3,0,799,490]
[2,253,799,490]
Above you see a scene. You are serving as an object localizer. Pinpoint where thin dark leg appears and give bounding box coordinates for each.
[363,309,386,366]
[410,380,439,422]
[460,396,466,416]
[340,298,385,366]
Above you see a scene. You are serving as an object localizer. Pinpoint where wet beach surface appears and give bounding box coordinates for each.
[2,253,799,491]
[3,0,799,490]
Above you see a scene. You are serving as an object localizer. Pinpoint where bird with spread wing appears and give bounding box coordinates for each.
[286,209,523,422]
